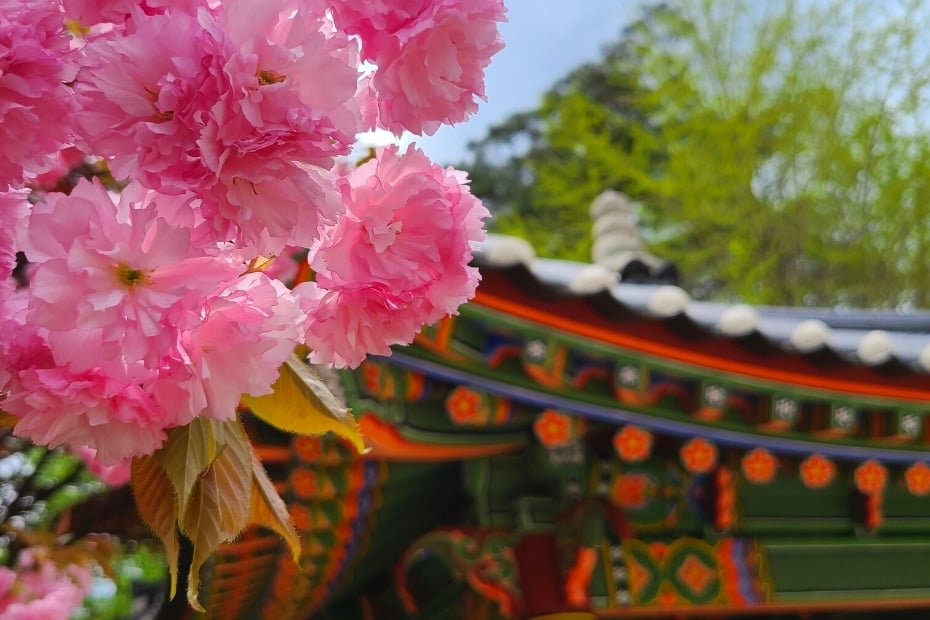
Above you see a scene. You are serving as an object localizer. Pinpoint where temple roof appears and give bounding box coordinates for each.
[475,233,930,372]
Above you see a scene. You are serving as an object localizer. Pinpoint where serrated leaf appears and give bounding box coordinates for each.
[211,420,252,539]
[241,354,365,453]
[181,470,224,613]
[155,417,223,518]
[248,448,300,563]
[131,456,180,600]
[178,420,253,612]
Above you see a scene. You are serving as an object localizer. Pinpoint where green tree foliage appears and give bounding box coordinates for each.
[465,0,930,307]
[465,6,662,260]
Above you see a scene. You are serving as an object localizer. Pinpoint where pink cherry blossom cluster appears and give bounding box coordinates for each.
[0,549,93,620]
[0,0,504,464]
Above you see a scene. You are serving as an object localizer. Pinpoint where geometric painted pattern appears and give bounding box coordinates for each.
[623,538,766,607]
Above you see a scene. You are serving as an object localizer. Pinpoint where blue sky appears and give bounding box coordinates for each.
[411,1,646,166]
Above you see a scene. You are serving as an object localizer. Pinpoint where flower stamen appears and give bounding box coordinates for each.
[257,69,286,85]
[114,263,149,287]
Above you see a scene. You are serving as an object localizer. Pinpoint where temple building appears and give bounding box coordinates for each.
[186,192,930,619]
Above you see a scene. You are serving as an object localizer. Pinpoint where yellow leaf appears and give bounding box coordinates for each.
[131,456,180,600]
[155,417,223,519]
[248,448,300,563]
[241,354,365,453]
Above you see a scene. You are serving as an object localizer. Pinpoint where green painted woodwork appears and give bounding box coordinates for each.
[765,540,930,596]
[737,476,853,533]
[397,305,930,460]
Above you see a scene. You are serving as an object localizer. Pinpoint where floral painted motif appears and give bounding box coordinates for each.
[799,454,836,489]
[852,461,888,531]
[293,436,325,464]
[445,385,489,426]
[533,409,579,447]
[679,438,718,475]
[854,459,888,495]
[741,448,777,485]
[360,361,396,400]
[289,468,319,500]
[611,473,654,510]
[443,385,511,427]
[905,462,930,496]
[289,504,313,533]
[614,425,653,463]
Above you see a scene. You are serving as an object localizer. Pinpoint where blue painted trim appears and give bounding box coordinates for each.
[385,353,930,465]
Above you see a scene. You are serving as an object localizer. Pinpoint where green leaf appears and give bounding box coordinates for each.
[130,456,180,600]
[241,354,365,453]
[248,448,300,563]
[155,417,223,518]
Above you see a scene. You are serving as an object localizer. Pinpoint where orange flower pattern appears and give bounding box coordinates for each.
[680,437,718,474]
[289,504,312,532]
[854,459,887,495]
[533,409,575,447]
[799,454,835,489]
[290,467,319,499]
[905,462,930,496]
[611,473,653,509]
[293,436,324,463]
[613,425,653,463]
[360,360,395,399]
[741,448,776,485]
[445,385,489,426]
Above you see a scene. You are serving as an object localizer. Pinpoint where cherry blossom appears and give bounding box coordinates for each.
[61,0,206,30]
[0,0,75,188]
[201,0,362,181]
[297,146,487,368]
[0,294,170,465]
[74,446,132,486]
[0,1,505,610]
[180,272,304,420]
[21,179,243,378]
[2,0,500,473]
[334,0,507,135]
[73,9,223,194]
[296,281,429,369]
[0,188,29,298]
[208,162,343,256]
[312,145,488,324]
[0,550,92,620]
[327,0,434,61]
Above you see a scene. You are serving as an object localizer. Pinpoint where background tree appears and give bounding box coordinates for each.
[464,0,930,307]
